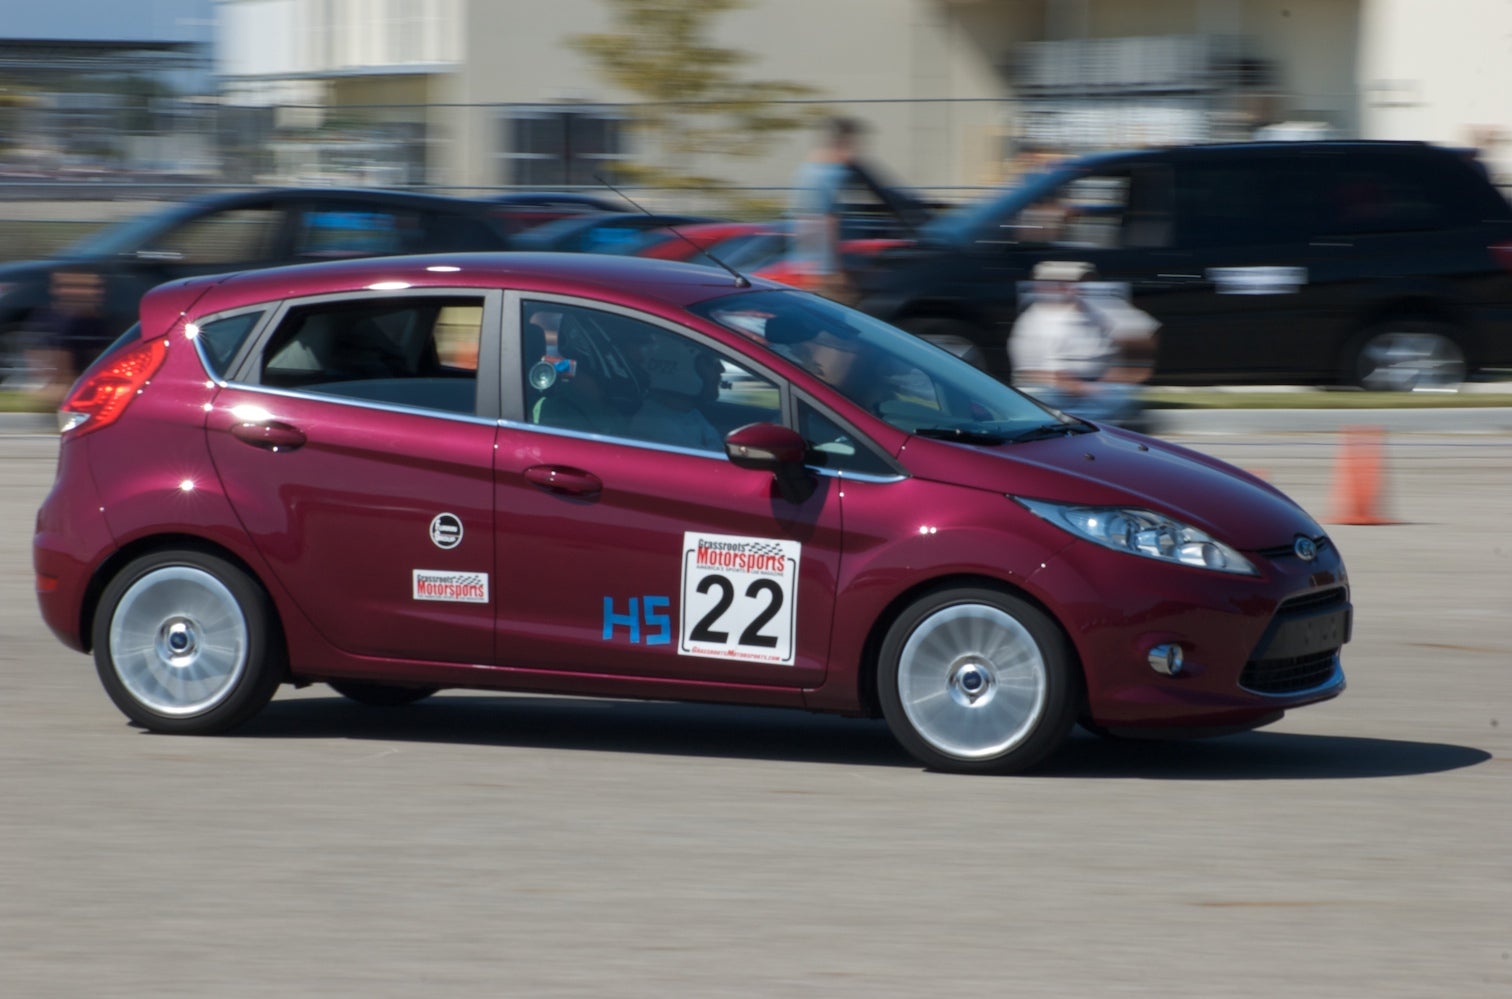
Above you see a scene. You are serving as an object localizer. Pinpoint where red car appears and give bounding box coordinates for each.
[632,221,786,264]
[34,253,1350,774]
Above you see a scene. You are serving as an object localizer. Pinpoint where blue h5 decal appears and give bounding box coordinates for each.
[602,596,670,646]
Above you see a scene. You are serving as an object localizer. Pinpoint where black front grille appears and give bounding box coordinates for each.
[1240,650,1339,694]
[1275,586,1348,614]
[1240,587,1350,695]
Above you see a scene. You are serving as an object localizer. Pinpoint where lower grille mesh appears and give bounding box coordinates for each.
[1240,650,1339,694]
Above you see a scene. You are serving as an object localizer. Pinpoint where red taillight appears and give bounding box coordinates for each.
[1493,243,1512,273]
[59,336,169,438]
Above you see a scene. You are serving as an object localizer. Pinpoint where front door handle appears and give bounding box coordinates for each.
[524,464,602,496]
[231,421,307,452]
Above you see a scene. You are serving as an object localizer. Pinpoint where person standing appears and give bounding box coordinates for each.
[1008,260,1158,427]
[787,116,864,304]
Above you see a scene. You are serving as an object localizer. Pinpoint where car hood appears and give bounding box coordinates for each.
[898,426,1324,551]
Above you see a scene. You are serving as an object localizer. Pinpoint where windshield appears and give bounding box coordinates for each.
[919,166,1077,246]
[691,290,1072,442]
[58,199,209,259]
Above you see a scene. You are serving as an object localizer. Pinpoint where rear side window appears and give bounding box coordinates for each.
[144,208,282,264]
[1324,153,1448,233]
[294,209,416,258]
[194,312,264,377]
[257,296,484,415]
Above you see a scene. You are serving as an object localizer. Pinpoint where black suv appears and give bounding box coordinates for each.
[855,141,1512,389]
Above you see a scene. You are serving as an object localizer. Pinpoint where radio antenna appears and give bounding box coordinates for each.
[596,175,750,288]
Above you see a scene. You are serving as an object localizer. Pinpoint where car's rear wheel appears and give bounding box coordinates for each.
[93,550,284,734]
[1353,321,1467,391]
[328,680,439,707]
[877,587,1079,774]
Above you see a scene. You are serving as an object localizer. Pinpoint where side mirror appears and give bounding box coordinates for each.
[724,423,815,504]
[724,422,807,471]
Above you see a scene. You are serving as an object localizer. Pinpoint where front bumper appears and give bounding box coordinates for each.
[1030,535,1350,732]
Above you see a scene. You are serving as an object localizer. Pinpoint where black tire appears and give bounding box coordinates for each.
[878,587,1080,774]
[898,317,992,372]
[328,680,440,707]
[1350,320,1467,391]
[92,549,284,734]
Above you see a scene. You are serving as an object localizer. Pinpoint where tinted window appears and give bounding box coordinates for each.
[1175,157,1324,245]
[1323,153,1447,233]
[798,400,897,477]
[194,312,263,377]
[144,208,282,264]
[258,296,483,414]
[293,209,415,258]
[974,168,1171,250]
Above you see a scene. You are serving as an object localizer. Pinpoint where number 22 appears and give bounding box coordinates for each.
[689,575,783,648]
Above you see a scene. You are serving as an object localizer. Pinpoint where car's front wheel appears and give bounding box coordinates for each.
[93,549,284,734]
[878,587,1080,774]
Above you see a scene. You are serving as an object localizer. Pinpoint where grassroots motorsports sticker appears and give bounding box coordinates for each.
[412,570,489,603]
[679,532,801,665]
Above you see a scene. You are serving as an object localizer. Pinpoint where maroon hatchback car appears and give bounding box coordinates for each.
[34,253,1350,773]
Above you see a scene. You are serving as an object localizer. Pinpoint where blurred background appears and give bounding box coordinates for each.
[3,0,1512,405]
[3,0,1509,247]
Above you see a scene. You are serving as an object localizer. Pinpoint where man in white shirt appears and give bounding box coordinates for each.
[1009,260,1157,426]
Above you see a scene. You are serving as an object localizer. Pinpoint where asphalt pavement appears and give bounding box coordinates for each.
[3,429,1511,997]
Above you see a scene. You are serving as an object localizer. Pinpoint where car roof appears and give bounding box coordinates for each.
[1061,139,1448,170]
[153,251,773,320]
[177,186,497,214]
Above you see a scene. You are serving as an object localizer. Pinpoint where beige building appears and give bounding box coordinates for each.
[214,0,1509,200]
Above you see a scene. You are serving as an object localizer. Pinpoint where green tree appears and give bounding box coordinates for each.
[570,0,821,209]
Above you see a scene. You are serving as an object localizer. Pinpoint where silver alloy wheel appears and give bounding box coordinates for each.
[895,602,1048,760]
[1359,331,1466,391]
[108,566,250,717]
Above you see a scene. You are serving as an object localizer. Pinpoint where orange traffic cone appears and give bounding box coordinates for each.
[1327,425,1397,525]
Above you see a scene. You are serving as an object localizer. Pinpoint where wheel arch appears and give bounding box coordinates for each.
[852,572,1085,719]
[81,534,285,664]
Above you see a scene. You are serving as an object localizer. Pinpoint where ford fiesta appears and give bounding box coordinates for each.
[33,253,1350,774]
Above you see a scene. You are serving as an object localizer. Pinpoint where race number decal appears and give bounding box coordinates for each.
[679,532,801,665]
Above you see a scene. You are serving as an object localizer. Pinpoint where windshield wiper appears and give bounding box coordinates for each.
[913,426,1011,445]
[1007,420,1096,444]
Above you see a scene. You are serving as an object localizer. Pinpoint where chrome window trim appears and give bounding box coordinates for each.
[217,381,499,427]
[213,286,502,420]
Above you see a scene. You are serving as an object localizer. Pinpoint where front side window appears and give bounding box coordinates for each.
[257,295,483,415]
[522,301,779,451]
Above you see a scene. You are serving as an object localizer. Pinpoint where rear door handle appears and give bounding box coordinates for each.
[524,464,602,496]
[231,421,307,452]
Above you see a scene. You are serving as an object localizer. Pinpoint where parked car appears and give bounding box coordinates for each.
[512,211,720,255]
[35,252,1350,774]
[0,187,516,386]
[478,191,623,234]
[632,221,784,265]
[855,141,1512,388]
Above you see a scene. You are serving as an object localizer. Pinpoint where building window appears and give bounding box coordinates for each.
[498,108,625,187]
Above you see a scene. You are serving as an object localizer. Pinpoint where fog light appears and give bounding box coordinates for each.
[1147,643,1184,676]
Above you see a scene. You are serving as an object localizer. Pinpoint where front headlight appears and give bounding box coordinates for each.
[1016,497,1257,575]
